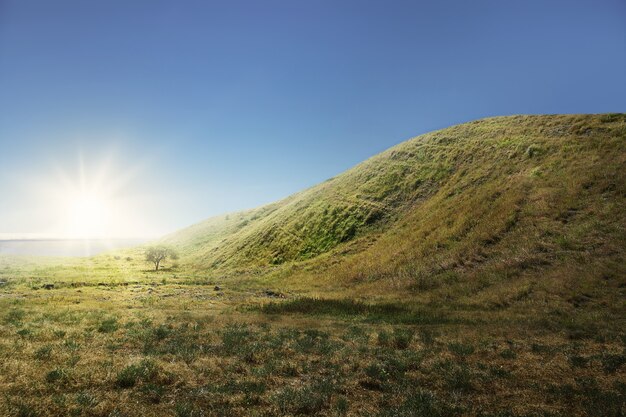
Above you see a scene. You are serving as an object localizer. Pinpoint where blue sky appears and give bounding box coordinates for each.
[0,0,625,238]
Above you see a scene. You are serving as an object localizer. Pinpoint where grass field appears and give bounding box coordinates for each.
[0,257,624,417]
[0,114,624,416]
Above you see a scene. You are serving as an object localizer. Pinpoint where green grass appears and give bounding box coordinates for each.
[258,297,453,324]
[0,114,624,416]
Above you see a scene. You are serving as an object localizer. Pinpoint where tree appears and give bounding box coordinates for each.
[145,246,179,271]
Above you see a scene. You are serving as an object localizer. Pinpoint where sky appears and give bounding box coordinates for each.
[0,0,625,239]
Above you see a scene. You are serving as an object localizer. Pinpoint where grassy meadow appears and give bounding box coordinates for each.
[1,114,625,416]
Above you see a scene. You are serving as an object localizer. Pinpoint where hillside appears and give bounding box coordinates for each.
[2,113,625,417]
[164,114,625,299]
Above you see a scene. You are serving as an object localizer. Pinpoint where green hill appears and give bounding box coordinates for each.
[162,114,625,314]
[2,114,625,417]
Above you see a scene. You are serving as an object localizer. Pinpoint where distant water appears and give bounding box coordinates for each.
[0,239,147,257]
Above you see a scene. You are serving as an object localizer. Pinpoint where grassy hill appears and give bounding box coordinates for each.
[1,114,625,417]
[164,114,626,305]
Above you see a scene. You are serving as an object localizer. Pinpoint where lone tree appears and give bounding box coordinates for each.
[145,246,179,271]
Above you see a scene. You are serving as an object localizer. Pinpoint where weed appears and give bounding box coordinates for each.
[601,353,625,374]
[174,402,204,417]
[448,342,475,356]
[272,378,335,415]
[115,359,158,388]
[45,369,66,384]
[499,349,517,360]
[98,317,119,333]
[75,391,98,408]
[34,345,53,360]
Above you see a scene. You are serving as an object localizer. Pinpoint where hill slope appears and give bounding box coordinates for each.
[164,114,625,305]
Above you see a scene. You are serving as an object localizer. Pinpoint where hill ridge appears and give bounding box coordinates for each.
[161,114,625,306]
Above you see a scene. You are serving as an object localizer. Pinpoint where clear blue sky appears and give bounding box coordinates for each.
[0,0,625,238]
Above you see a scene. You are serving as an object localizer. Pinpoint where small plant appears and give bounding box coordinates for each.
[174,402,203,417]
[525,144,542,158]
[419,328,437,347]
[98,317,119,333]
[75,391,98,408]
[600,353,625,374]
[500,348,517,360]
[377,330,391,347]
[568,354,588,368]
[379,389,450,417]
[11,402,37,417]
[46,368,66,384]
[335,396,349,416]
[34,345,53,360]
[53,329,67,339]
[4,308,25,326]
[16,328,32,338]
[379,328,414,349]
[272,378,334,415]
[115,359,158,388]
[448,342,475,356]
[64,339,81,351]
[393,328,414,349]
[221,324,253,353]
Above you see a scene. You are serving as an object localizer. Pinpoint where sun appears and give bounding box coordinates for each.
[66,192,112,239]
[33,151,157,240]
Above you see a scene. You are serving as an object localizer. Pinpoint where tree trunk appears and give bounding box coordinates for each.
[155,260,160,271]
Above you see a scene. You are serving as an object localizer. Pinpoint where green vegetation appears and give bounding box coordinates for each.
[0,114,624,416]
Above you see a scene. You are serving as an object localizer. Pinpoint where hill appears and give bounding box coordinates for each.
[163,114,625,304]
[2,113,625,417]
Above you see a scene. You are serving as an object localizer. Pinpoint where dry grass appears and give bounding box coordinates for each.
[0,114,625,416]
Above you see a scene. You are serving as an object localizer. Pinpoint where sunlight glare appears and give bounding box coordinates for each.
[67,192,111,239]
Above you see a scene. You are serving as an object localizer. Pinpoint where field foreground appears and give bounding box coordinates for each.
[1,114,625,416]
[0,257,624,417]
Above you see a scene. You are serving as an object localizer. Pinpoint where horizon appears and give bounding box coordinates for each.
[1,0,625,239]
